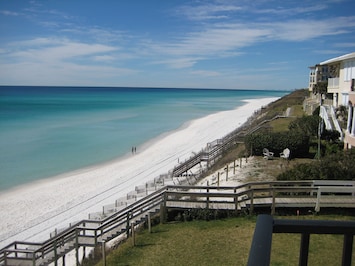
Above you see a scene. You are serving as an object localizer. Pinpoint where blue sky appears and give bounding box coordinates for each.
[0,0,354,90]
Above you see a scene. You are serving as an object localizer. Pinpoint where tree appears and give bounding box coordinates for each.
[288,115,320,137]
[312,81,328,96]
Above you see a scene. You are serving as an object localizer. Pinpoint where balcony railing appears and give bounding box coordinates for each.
[247,215,355,266]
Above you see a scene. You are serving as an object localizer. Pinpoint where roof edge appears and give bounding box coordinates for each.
[320,52,355,65]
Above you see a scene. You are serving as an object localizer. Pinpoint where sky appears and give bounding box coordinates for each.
[0,0,354,90]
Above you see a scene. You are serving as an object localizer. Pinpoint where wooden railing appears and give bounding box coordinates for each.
[172,114,286,177]
[1,181,355,266]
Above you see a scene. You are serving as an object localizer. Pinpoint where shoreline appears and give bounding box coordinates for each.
[0,97,279,248]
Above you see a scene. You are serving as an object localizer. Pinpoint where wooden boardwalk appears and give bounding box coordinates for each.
[1,180,355,266]
[172,115,288,177]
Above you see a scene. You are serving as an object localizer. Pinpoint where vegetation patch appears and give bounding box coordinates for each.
[89,215,355,266]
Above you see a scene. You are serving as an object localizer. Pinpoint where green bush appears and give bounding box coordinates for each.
[277,162,320,180]
[288,115,320,137]
[277,149,355,181]
[245,131,309,158]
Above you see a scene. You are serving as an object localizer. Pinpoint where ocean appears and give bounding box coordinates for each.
[0,86,287,191]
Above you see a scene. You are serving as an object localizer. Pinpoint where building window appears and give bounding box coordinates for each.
[344,60,355,81]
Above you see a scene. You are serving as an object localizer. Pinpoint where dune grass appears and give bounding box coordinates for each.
[91,215,355,266]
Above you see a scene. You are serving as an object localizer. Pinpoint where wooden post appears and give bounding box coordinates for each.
[82,247,86,262]
[233,160,236,175]
[160,192,167,224]
[315,187,321,212]
[131,224,136,246]
[53,240,58,266]
[206,182,210,210]
[234,188,238,210]
[126,212,130,238]
[102,240,106,266]
[250,190,254,215]
[75,228,79,266]
[225,165,228,181]
[62,254,66,266]
[217,174,220,187]
[32,253,36,266]
[147,213,152,233]
[271,189,276,215]
[240,158,242,168]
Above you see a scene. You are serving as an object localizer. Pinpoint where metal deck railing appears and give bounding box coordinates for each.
[247,214,355,266]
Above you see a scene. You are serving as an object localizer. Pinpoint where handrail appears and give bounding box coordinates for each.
[172,114,285,177]
[247,215,355,266]
[1,180,354,266]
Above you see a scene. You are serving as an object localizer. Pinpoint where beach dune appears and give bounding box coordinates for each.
[0,97,278,248]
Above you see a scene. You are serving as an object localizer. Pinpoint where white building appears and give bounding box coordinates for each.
[319,52,355,108]
[319,52,355,149]
[308,64,330,92]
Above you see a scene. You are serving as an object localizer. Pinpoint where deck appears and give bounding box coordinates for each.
[1,180,355,266]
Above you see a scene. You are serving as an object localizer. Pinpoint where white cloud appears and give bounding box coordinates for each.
[176,1,329,22]
[177,3,242,21]
[148,24,269,59]
[314,49,346,55]
[0,10,20,16]
[0,61,137,86]
[334,42,355,48]
[254,4,328,15]
[153,57,201,69]
[93,55,116,62]
[190,70,220,77]
[8,38,118,63]
[148,15,355,68]
[0,37,133,85]
[268,17,355,41]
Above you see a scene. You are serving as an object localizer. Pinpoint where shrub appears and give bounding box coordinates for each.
[288,115,320,137]
[245,131,310,158]
[277,149,355,181]
[277,162,320,180]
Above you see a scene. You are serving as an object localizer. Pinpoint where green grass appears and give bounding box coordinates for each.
[91,215,355,266]
[270,117,296,132]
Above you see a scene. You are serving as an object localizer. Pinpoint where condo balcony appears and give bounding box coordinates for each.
[327,77,339,93]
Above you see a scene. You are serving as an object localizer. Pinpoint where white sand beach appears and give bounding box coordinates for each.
[0,97,278,249]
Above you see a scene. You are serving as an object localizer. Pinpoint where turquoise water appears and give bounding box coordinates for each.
[0,86,287,191]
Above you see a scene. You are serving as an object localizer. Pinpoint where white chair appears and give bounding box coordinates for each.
[280,148,290,159]
[263,148,274,160]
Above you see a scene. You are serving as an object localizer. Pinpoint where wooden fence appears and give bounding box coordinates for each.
[1,180,355,266]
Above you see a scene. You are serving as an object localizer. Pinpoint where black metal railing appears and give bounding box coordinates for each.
[247,214,355,266]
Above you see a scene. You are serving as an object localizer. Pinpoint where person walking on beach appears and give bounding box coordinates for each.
[132,146,137,154]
